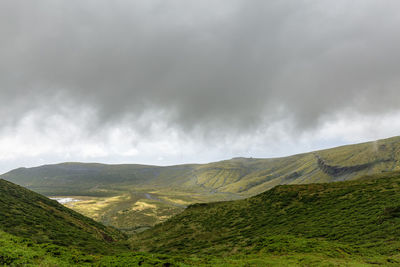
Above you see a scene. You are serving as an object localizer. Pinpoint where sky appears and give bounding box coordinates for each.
[1,0,400,174]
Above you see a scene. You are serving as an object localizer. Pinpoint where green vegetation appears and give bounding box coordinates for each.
[0,179,187,266]
[132,172,400,265]
[0,179,124,254]
[2,228,375,267]
[0,229,190,266]
[4,136,400,198]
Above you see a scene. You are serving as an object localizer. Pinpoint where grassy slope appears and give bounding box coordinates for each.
[2,136,400,230]
[3,136,400,196]
[1,229,373,267]
[0,229,194,267]
[0,179,126,254]
[131,172,400,265]
[0,179,190,266]
[0,163,198,196]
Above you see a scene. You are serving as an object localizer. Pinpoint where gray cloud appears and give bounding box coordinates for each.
[1,0,400,135]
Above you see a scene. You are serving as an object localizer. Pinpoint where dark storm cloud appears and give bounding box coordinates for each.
[1,0,400,133]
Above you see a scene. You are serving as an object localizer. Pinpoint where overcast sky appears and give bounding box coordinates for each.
[1,0,400,173]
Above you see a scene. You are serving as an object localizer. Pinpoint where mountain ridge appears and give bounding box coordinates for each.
[3,136,400,196]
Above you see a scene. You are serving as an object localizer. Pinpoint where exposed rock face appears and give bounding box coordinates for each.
[315,154,390,177]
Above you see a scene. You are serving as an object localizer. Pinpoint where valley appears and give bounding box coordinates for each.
[58,189,238,233]
[2,136,400,231]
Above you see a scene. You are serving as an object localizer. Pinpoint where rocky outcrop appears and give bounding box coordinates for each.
[315,155,391,177]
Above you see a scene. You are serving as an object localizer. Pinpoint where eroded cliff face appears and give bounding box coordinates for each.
[315,154,391,177]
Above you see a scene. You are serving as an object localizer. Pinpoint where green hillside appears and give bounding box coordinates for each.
[2,136,400,231]
[0,163,199,196]
[0,228,194,267]
[131,171,400,265]
[4,136,400,196]
[0,179,197,266]
[0,179,125,254]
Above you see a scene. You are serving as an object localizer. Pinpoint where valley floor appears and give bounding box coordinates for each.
[52,188,242,234]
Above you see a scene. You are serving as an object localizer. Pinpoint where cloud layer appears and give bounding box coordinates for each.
[1,0,400,172]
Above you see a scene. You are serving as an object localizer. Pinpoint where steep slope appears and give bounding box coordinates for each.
[0,179,200,266]
[131,171,400,264]
[0,179,124,254]
[192,136,400,195]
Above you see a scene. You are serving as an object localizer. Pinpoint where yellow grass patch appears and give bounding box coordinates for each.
[131,201,157,211]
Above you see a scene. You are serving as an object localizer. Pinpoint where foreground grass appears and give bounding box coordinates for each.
[0,229,187,266]
[2,229,397,266]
